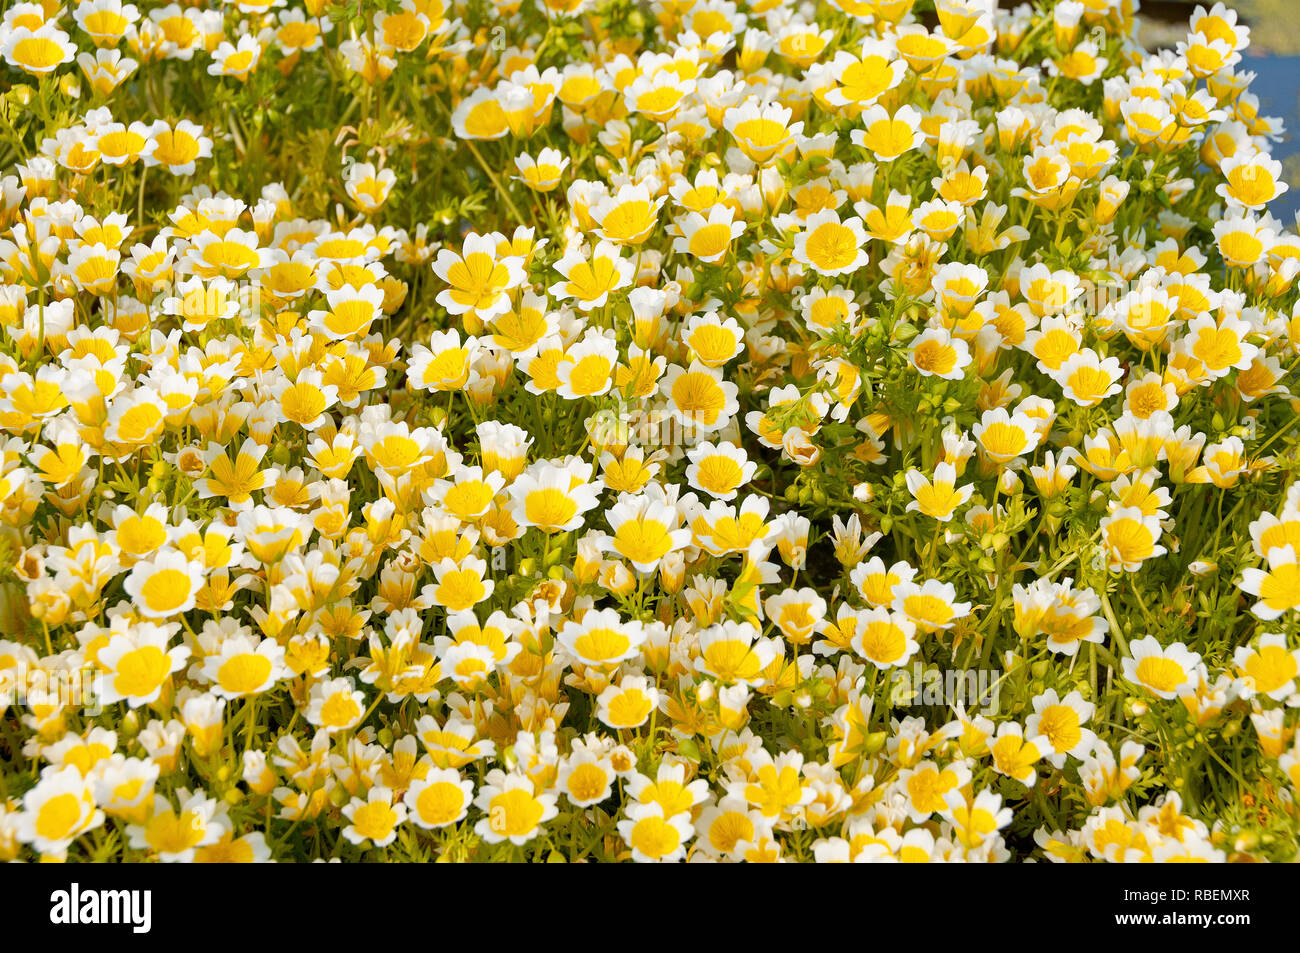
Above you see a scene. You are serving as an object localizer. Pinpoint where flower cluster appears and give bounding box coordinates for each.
[0,0,1297,862]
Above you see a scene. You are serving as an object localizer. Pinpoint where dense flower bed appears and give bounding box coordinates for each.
[0,0,1297,862]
